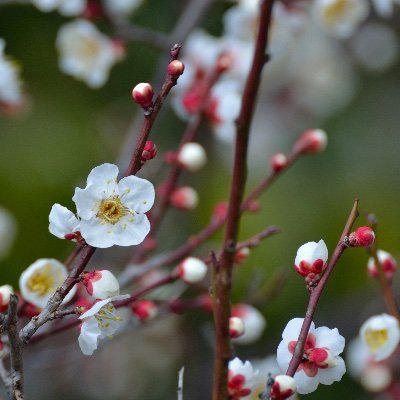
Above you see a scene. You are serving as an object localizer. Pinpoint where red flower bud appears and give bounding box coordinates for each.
[141,140,157,163]
[293,129,327,155]
[270,153,288,173]
[167,60,185,77]
[132,83,153,108]
[348,226,375,247]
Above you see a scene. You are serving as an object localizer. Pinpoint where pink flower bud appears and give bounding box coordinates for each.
[270,153,288,173]
[170,186,199,210]
[0,285,13,313]
[213,202,228,221]
[229,317,245,338]
[82,270,120,299]
[368,250,397,279]
[293,129,328,154]
[132,83,153,108]
[294,240,328,277]
[177,142,207,172]
[131,300,158,322]
[246,199,260,213]
[176,257,207,284]
[216,53,232,73]
[141,140,157,163]
[348,226,375,247]
[270,375,297,400]
[234,247,250,264]
[167,60,185,76]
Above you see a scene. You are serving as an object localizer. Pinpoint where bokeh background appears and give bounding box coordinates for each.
[0,1,400,399]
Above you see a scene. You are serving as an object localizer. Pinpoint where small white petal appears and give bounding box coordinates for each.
[49,204,80,239]
[317,356,346,385]
[118,175,155,213]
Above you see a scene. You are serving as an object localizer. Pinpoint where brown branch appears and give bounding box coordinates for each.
[286,199,359,377]
[212,1,276,399]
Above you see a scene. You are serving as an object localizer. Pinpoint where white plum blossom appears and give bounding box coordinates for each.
[19,258,77,309]
[78,294,129,355]
[32,0,86,16]
[367,249,397,279]
[312,0,370,38]
[176,257,207,284]
[50,163,155,248]
[0,39,23,109]
[360,313,400,361]
[83,269,120,300]
[372,0,400,18]
[277,318,346,394]
[103,0,144,16]
[177,143,207,172]
[231,304,266,345]
[294,240,328,278]
[228,357,258,399]
[56,19,123,88]
[49,204,80,240]
[0,285,14,313]
[0,206,17,259]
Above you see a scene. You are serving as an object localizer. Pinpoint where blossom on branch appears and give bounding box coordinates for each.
[82,269,120,300]
[270,375,297,400]
[19,258,77,309]
[78,294,129,355]
[176,257,207,284]
[277,318,346,394]
[294,240,328,278]
[231,304,266,345]
[0,285,14,313]
[49,204,80,240]
[367,250,397,279]
[228,357,257,399]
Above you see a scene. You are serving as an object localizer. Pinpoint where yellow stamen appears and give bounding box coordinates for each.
[323,0,348,25]
[26,264,55,296]
[364,329,388,351]
[97,196,131,224]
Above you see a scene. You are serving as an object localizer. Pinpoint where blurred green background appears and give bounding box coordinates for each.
[0,1,400,399]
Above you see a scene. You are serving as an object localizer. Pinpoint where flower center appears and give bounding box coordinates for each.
[364,328,388,351]
[26,265,55,296]
[97,196,129,224]
[95,303,122,329]
[323,0,347,25]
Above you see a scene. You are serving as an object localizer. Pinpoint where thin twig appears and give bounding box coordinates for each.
[285,199,359,377]
[177,367,185,400]
[212,1,276,398]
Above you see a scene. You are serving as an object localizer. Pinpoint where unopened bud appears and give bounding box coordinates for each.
[294,129,327,154]
[170,186,199,210]
[141,140,157,163]
[270,375,297,400]
[270,153,288,173]
[132,83,153,108]
[176,257,207,284]
[177,142,207,172]
[234,247,250,264]
[167,60,185,76]
[368,250,397,279]
[246,199,260,213]
[347,226,375,247]
[131,300,158,322]
[0,285,14,313]
[82,270,120,300]
[213,202,228,221]
[229,316,245,338]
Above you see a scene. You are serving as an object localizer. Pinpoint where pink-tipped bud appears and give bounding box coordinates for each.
[234,247,250,264]
[141,140,157,163]
[0,285,14,313]
[213,202,228,221]
[131,300,158,322]
[294,240,328,277]
[82,270,120,300]
[246,199,260,213]
[294,129,328,155]
[229,316,245,338]
[167,60,185,76]
[176,257,207,284]
[170,186,199,210]
[270,375,297,400]
[132,83,153,108]
[348,226,375,247]
[216,53,232,73]
[231,304,266,344]
[177,142,207,172]
[367,250,397,279]
[270,153,288,173]
[198,293,213,313]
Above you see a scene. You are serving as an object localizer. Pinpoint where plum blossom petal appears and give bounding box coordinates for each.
[49,204,80,239]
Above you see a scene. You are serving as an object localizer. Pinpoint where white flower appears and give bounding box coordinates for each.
[176,257,207,284]
[71,163,155,248]
[32,0,86,16]
[231,304,266,345]
[177,143,207,172]
[0,206,17,259]
[367,249,397,279]
[312,0,370,38]
[0,39,23,107]
[294,240,328,277]
[270,375,297,400]
[0,285,14,313]
[49,203,80,240]
[228,357,258,399]
[360,313,400,361]
[78,294,129,355]
[19,258,77,309]
[372,0,400,18]
[103,0,144,16]
[83,269,120,300]
[277,318,346,394]
[56,19,122,88]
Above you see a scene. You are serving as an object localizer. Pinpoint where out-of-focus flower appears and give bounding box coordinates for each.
[234,247,250,265]
[177,142,207,172]
[0,206,17,259]
[0,40,23,111]
[170,187,199,210]
[230,316,245,339]
[78,294,129,355]
[56,19,123,88]
[71,163,155,248]
[103,0,144,16]
[0,285,14,313]
[293,129,328,155]
[367,250,397,279]
[228,357,258,399]
[294,240,328,278]
[312,0,370,38]
[277,318,346,394]
[232,304,266,345]
[49,204,80,240]
[176,257,207,284]
[82,270,120,299]
[131,299,158,322]
[360,313,400,361]
[371,0,400,18]
[32,0,86,16]
[19,258,77,309]
[270,153,288,173]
